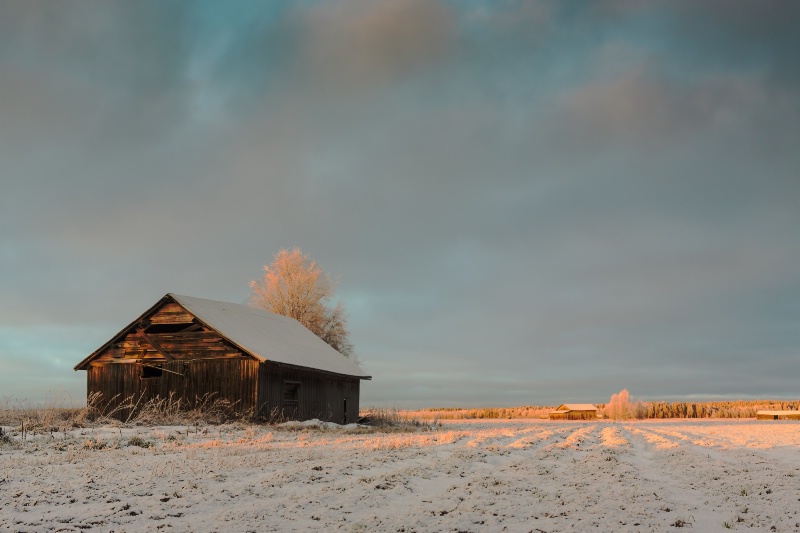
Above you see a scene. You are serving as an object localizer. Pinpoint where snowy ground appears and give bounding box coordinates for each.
[1,419,799,532]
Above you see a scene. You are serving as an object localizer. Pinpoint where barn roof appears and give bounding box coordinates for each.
[555,404,598,412]
[756,410,799,416]
[75,293,370,379]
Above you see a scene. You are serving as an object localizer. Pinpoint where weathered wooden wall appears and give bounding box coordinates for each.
[756,413,800,420]
[92,303,241,365]
[549,411,597,421]
[88,359,361,423]
[257,361,360,423]
[87,364,142,420]
[88,359,259,421]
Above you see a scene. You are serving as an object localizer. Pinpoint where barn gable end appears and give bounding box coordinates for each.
[81,301,248,368]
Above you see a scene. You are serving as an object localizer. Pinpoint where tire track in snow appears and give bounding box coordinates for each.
[621,423,800,531]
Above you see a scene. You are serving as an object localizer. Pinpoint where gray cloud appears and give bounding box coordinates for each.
[299,0,455,89]
[1,1,799,406]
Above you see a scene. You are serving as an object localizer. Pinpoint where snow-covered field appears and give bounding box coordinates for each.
[2,419,799,532]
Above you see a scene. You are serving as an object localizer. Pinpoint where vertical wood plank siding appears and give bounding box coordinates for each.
[88,359,259,421]
[257,362,360,423]
[549,411,597,420]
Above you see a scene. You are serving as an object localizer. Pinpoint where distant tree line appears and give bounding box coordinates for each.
[601,396,800,420]
[405,406,553,420]
[395,398,800,422]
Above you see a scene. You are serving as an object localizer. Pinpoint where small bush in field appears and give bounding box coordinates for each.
[83,439,109,450]
[0,426,14,446]
[127,436,153,448]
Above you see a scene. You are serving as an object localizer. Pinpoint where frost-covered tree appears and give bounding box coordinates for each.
[605,389,632,420]
[250,248,353,358]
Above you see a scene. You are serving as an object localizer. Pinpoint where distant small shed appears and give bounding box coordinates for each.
[756,410,800,420]
[549,404,598,420]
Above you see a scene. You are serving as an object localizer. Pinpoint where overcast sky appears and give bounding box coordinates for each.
[2,1,799,408]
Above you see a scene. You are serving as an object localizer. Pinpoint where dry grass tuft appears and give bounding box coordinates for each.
[0,392,97,434]
[126,393,248,426]
[359,408,441,431]
[398,405,553,421]
[0,391,250,434]
[359,407,405,427]
[0,426,14,446]
[126,435,154,448]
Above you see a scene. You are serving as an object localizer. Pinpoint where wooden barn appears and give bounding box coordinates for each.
[74,294,371,423]
[756,410,800,420]
[549,404,598,420]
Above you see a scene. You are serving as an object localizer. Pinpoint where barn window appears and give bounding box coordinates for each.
[283,381,300,406]
[144,323,195,334]
[141,365,163,379]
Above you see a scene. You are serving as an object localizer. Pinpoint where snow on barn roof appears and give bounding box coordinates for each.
[554,404,598,412]
[170,294,370,379]
[74,293,370,379]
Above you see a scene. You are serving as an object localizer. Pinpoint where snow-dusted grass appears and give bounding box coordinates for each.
[2,419,799,532]
[0,392,250,433]
[399,406,553,420]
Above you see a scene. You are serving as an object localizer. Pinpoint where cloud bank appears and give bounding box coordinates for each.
[1,1,798,407]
